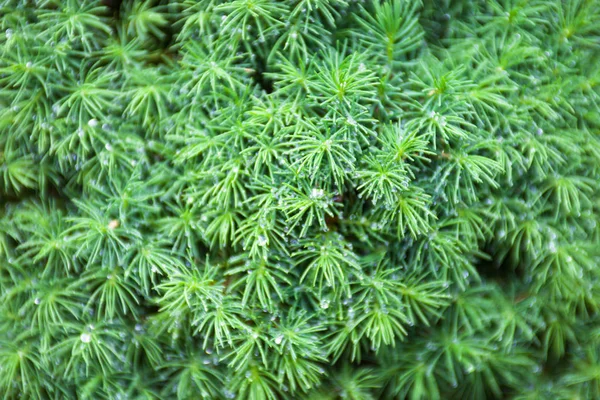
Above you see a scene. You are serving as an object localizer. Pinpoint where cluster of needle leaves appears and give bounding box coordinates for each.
[1,0,600,399]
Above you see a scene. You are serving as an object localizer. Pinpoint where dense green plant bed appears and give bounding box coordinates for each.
[1,0,600,398]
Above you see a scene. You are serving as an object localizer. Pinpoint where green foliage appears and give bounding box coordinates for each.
[1,0,600,399]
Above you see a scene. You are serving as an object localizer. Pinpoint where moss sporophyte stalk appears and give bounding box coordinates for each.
[1,0,600,399]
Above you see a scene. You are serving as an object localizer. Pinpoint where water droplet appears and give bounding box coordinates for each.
[257,235,268,247]
[80,333,92,343]
[311,188,324,199]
